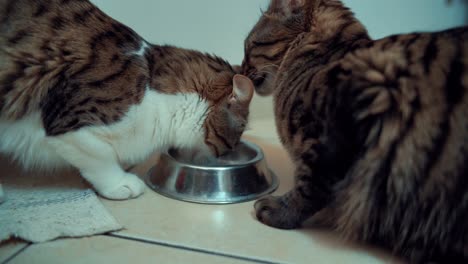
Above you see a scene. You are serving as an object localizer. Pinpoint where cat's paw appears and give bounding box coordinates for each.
[254,196,302,229]
[98,173,145,200]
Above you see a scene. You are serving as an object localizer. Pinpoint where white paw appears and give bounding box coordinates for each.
[98,173,146,200]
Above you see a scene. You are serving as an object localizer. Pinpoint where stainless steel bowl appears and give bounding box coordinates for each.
[146,140,278,204]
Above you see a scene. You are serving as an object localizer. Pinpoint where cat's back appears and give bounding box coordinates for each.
[340,26,468,92]
[0,0,145,120]
[337,26,468,120]
[372,26,467,76]
[332,26,468,200]
[1,0,103,51]
[0,0,142,75]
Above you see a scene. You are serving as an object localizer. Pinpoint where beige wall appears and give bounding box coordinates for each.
[91,0,466,122]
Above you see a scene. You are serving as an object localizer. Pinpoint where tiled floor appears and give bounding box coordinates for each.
[0,119,401,264]
[8,236,251,264]
[0,240,28,264]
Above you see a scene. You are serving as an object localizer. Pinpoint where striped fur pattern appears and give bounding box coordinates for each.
[0,0,254,200]
[242,0,468,262]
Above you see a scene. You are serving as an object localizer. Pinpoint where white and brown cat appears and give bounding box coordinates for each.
[0,0,254,201]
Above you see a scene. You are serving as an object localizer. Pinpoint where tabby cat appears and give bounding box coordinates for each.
[0,0,254,201]
[242,0,467,262]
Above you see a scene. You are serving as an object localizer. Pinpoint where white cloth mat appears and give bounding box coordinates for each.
[0,187,122,243]
[0,158,122,243]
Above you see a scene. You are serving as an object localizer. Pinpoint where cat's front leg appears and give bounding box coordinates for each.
[48,130,145,200]
[255,142,332,229]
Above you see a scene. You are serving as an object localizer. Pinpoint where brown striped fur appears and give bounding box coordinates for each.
[242,0,468,262]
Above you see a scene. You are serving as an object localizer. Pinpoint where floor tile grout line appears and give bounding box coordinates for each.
[1,244,30,264]
[106,233,285,264]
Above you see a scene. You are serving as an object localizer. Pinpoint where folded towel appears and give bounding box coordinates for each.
[0,187,122,243]
[0,159,122,243]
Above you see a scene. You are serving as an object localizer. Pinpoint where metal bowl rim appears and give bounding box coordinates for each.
[163,139,265,170]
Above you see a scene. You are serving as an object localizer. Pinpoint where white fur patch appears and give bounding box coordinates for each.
[131,40,150,57]
[0,113,67,170]
[0,89,209,171]
[87,89,209,165]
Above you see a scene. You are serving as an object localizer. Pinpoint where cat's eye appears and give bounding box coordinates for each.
[252,40,277,47]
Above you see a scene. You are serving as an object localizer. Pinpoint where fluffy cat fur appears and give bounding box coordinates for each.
[242,0,467,262]
[0,0,254,201]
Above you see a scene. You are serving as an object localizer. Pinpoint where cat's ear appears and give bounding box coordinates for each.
[269,0,306,16]
[231,74,254,104]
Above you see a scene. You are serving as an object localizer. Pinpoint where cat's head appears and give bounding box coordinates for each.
[202,74,254,157]
[171,72,253,163]
[148,46,254,158]
[242,0,309,95]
